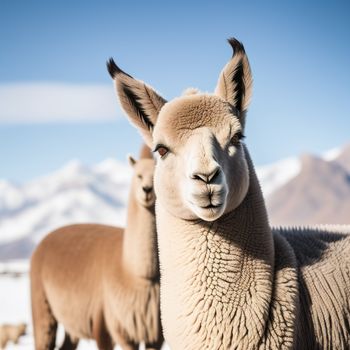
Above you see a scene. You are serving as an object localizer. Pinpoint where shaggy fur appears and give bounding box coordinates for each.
[108,38,350,349]
[30,147,162,350]
[0,323,26,349]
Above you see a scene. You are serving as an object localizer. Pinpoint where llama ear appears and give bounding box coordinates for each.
[107,59,167,147]
[215,38,252,129]
[127,154,137,167]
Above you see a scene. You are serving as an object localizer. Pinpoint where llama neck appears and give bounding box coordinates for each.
[123,185,159,280]
[157,153,275,349]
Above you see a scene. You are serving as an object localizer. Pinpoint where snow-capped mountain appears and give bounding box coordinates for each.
[256,157,301,197]
[267,145,350,226]
[0,144,349,260]
[0,159,132,259]
[334,143,350,173]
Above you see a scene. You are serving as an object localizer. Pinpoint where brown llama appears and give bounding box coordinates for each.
[30,145,162,350]
[0,323,26,349]
[107,39,350,349]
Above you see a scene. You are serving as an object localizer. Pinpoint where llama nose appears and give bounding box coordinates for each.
[142,186,153,194]
[191,166,221,184]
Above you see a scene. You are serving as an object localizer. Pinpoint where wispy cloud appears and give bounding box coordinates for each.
[0,82,122,123]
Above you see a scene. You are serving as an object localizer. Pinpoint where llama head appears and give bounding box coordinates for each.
[128,155,156,208]
[15,323,26,340]
[19,323,26,335]
[109,38,252,221]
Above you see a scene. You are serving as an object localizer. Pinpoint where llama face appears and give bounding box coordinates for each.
[153,94,249,221]
[109,38,252,221]
[129,157,156,208]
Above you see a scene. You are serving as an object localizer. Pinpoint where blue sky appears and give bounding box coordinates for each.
[0,0,349,182]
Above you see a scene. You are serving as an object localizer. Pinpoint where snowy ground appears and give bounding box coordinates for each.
[0,261,168,349]
[0,272,32,349]
[0,261,96,349]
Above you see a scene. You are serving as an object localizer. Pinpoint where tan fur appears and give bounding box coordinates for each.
[30,148,162,350]
[109,62,166,146]
[108,38,350,349]
[138,143,154,159]
[0,323,26,349]
[182,87,200,96]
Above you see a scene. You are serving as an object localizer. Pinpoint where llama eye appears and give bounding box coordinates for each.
[231,132,245,146]
[154,145,169,158]
[157,147,168,157]
[137,174,142,179]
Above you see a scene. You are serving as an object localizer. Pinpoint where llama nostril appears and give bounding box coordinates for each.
[143,186,152,194]
[208,167,220,182]
[191,166,221,184]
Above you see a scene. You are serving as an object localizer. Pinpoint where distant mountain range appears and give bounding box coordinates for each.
[267,144,350,226]
[0,144,349,260]
[0,159,131,260]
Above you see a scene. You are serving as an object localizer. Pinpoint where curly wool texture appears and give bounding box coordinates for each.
[278,226,350,349]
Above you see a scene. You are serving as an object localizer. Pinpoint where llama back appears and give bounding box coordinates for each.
[274,225,350,348]
[31,224,124,340]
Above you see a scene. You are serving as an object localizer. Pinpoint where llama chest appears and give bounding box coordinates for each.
[158,217,301,350]
[104,281,161,344]
[160,229,274,349]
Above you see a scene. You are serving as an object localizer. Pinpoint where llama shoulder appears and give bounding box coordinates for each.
[274,225,350,267]
[273,226,350,298]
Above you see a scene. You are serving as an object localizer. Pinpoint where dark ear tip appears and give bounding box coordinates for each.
[106,58,122,78]
[107,58,133,79]
[227,37,245,56]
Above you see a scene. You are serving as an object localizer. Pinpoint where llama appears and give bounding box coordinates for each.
[0,323,26,349]
[107,39,350,349]
[30,146,163,350]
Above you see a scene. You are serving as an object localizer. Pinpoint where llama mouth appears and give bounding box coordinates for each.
[142,200,155,208]
[186,187,227,220]
[140,194,155,207]
[189,193,225,210]
[200,203,223,209]
[145,193,154,201]
[188,200,224,211]
[188,199,226,221]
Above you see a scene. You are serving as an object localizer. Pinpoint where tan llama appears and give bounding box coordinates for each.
[30,145,163,350]
[0,323,26,349]
[108,38,350,349]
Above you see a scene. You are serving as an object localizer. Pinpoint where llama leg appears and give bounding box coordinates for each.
[95,333,114,350]
[145,339,164,350]
[145,344,162,350]
[31,269,57,350]
[59,332,79,350]
[117,340,138,350]
[0,339,7,350]
[31,295,57,350]
[92,311,114,350]
[145,322,164,350]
